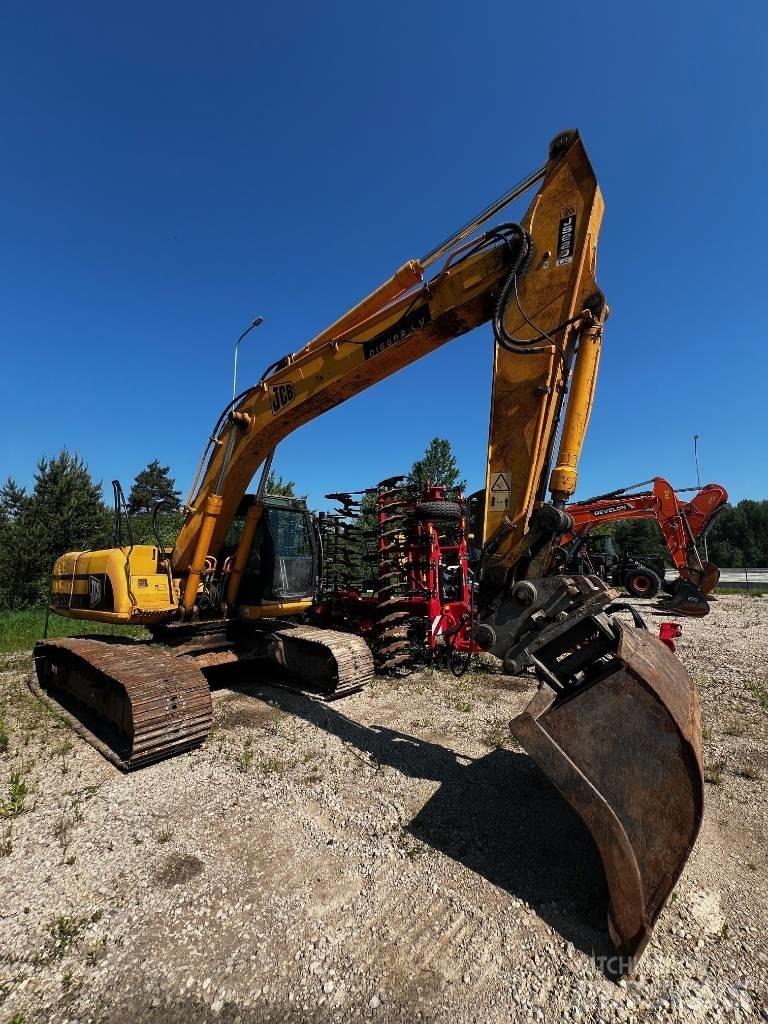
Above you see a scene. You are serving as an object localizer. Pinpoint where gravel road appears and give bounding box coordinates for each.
[1,594,766,1023]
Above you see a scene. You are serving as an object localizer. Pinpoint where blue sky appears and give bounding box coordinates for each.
[1,2,765,511]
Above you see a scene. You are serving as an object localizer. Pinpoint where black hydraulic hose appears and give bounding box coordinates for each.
[151,499,175,553]
[490,224,585,360]
[604,602,648,630]
[111,480,133,548]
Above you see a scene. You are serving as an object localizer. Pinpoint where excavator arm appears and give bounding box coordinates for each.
[37,129,704,966]
[172,130,605,609]
[562,478,728,613]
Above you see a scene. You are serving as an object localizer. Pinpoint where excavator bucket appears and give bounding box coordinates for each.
[665,577,711,617]
[512,623,703,964]
[698,561,721,595]
[661,562,719,617]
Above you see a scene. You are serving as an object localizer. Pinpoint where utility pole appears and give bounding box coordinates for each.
[693,434,709,561]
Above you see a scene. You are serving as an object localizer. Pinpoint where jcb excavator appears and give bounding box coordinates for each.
[31,130,703,963]
[559,477,728,614]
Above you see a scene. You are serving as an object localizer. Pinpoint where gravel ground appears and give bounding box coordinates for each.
[1,594,766,1023]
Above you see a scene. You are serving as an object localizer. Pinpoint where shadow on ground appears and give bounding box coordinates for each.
[227,674,614,962]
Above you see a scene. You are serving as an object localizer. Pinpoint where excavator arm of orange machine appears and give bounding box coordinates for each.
[562,478,728,615]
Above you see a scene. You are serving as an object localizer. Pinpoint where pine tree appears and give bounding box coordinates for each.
[266,471,296,497]
[127,460,181,514]
[0,478,29,523]
[407,438,466,496]
[0,478,30,608]
[0,451,112,608]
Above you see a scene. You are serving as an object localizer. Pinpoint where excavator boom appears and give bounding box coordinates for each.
[33,129,704,966]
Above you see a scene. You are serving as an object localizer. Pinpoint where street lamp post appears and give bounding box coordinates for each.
[233,317,264,402]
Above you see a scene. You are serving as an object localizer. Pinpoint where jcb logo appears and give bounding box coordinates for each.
[88,575,102,608]
[270,382,295,415]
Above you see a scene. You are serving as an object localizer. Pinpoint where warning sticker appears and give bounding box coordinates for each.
[490,471,511,511]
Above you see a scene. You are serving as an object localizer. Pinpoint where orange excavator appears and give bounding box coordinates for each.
[30,130,703,964]
[559,478,728,615]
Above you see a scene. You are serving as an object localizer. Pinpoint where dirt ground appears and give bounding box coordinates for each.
[1,595,766,1023]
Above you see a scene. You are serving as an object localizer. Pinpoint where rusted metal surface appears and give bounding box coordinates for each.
[269,624,375,699]
[161,621,375,700]
[512,622,703,963]
[698,561,721,596]
[32,638,213,770]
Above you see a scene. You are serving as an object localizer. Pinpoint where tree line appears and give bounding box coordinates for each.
[0,442,763,609]
[0,449,310,609]
[603,498,768,569]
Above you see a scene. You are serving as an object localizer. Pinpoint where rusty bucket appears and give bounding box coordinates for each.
[662,562,720,617]
[698,561,721,596]
[665,579,710,617]
[512,622,703,962]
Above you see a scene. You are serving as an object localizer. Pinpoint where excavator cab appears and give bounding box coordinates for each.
[225,495,318,611]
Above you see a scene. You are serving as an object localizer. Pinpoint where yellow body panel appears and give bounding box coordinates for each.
[51,545,177,624]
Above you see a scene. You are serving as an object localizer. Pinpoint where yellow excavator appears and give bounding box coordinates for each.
[31,130,703,963]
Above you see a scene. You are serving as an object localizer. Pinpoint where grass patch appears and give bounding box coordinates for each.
[446,682,474,713]
[237,737,254,773]
[722,719,746,737]
[0,608,147,655]
[704,758,726,785]
[260,754,293,774]
[85,936,108,964]
[45,912,102,959]
[54,737,74,774]
[480,717,509,749]
[748,679,768,710]
[46,915,90,957]
[716,588,768,597]
[0,771,29,817]
[54,813,74,853]
[734,765,761,781]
